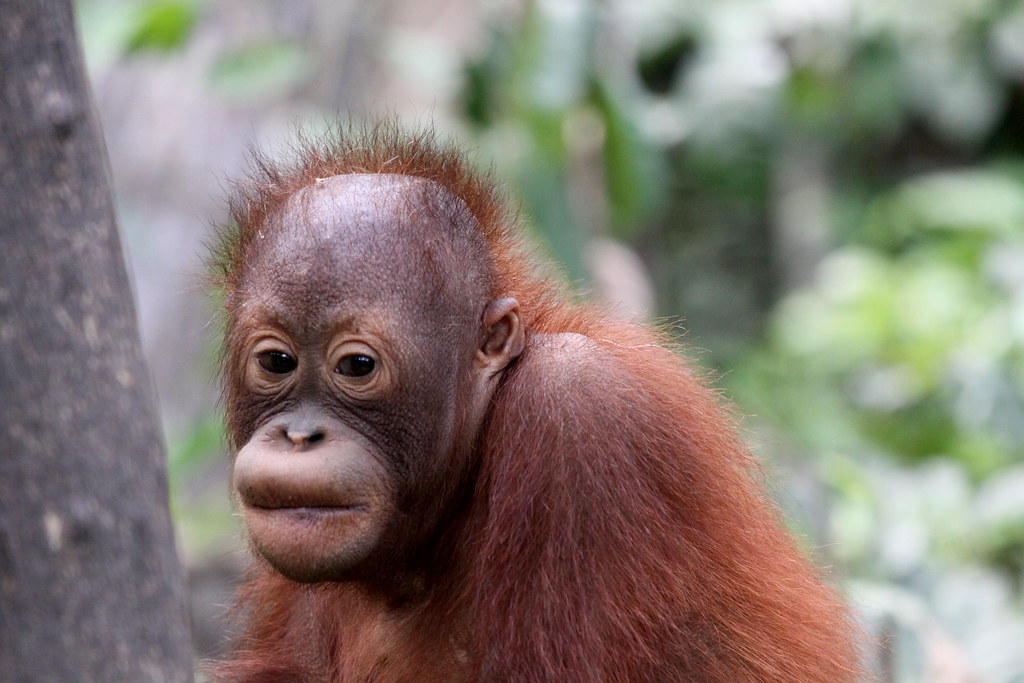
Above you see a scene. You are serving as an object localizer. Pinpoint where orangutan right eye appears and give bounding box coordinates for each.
[257,351,297,374]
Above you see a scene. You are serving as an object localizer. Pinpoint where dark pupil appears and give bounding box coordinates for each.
[337,354,375,377]
[257,351,296,374]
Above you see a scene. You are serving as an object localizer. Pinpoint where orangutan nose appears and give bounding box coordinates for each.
[282,420,327,448]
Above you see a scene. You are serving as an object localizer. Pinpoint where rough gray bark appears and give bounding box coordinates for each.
[0,1,194,681]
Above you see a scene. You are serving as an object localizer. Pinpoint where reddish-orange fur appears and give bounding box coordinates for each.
[212,122,861,681]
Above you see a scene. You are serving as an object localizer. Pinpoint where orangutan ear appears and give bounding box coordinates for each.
[478,297,524,371]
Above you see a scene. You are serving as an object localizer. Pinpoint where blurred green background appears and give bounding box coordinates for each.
[76,0,1024,679]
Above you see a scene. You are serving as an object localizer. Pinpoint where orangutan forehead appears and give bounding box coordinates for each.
[236,172,492,323]
[261,173,489,274]
[298,172,436,203]
[277,173,480,243]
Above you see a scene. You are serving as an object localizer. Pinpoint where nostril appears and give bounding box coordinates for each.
[282,424,327,447]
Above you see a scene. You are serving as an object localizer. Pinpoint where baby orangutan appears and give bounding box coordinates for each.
[210,124,861,681]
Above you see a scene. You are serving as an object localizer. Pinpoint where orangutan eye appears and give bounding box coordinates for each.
[336,354,376,378]
[257,351,297,374]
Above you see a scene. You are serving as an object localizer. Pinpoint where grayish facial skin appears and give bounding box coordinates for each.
[229,174,523,587]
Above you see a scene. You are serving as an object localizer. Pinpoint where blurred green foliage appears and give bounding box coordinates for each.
[124,0,198,54]
[725,166,1024,677]
[461,2,666,280]
[733,167,1024,479]
[209,41,310,103]
[77,0,198,69]
[165,415,237,559]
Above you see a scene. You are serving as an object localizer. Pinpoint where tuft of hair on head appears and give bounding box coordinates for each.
[208,120,524,301]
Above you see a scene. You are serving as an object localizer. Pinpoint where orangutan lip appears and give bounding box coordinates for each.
[249,502,367,512]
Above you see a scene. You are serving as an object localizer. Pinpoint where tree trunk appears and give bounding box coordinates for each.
[0,1,194,680]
